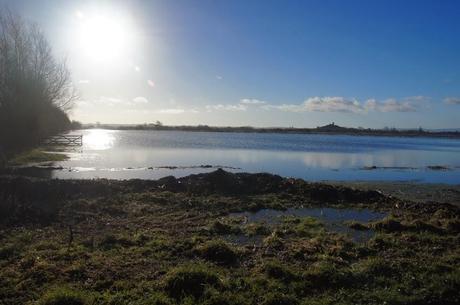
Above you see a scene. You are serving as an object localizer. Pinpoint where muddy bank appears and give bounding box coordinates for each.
[0,170,390,224]
[1,169,458,225]
[327,180,460,207]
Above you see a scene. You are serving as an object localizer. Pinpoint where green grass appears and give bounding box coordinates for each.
[38,286,89,305]
[196,240,239,266]
[164,264,222,300]
[7,148,68,166]
[0,176,459,305]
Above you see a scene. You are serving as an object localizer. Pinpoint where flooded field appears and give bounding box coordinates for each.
[13,129,460,183]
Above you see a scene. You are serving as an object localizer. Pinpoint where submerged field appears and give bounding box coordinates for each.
[0,170,459,305]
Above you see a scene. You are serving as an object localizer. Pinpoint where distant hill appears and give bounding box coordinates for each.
[316,122,349,132]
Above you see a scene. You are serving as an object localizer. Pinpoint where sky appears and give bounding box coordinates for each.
[2,0,460,128]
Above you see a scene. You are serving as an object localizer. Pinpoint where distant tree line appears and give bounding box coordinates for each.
[0,10,75,155]
[81,122,460,139]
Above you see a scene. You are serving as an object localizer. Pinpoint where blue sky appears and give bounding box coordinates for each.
[2,0,460,128]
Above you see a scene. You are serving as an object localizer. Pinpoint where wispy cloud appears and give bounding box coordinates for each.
[133,96,149,104]
[240,98,267,105]
[156,108,185,114]
[444,97,460,105]
[267,96,426,113]
[95,96,125,106]
[304,97,362,113]
[268,97,362,113]
[206,104,247,112]
[364,98,417,112]
[82,96,149,107]
[155,108,199,114]
[74,100,94,108]
[205,99,266,112]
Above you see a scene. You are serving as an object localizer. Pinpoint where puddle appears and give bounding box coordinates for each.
[227,207,387,244]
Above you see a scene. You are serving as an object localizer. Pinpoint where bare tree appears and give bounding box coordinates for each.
[0,9,76,112]
[0,9,76,149]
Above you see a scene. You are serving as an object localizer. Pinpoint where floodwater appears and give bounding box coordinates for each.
[22,129,460,183]
[229,207,387,243]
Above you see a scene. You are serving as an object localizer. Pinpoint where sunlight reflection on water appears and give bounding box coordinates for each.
[83,129,116,150]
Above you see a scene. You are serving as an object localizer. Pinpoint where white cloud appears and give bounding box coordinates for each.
[262,96,426,114]
[204,99,267,112]
[74,100,94,108]
[133,96,149,104]
[156,108,186,114]
[96,96,124,106]
[78,79,90,84]
[240,98,267,105]
[364,96,429,112]
[404,95,430,102]
[272,97,362,113]
[365,98,416,112]
[216,75,223,80]
[303,97,362,113]
[85,96,149,107]
[444,97,460,105]
[206,104,247,112]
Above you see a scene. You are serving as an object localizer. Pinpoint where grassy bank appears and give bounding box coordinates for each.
[5,148,68,167]
[0,170,459,305]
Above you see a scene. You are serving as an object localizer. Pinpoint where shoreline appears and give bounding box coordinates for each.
[78,125,460,139]
[2,166,460,206]
[327,180,460,206]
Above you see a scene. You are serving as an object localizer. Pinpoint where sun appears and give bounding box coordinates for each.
[75,10,134,63]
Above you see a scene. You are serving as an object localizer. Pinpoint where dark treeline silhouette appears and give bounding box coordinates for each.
[81,122,460,139]
[0,10,75,157]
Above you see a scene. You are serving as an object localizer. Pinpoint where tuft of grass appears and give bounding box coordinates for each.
[262,293,299,305]
[196,240,238,266]
[302,261,353,290]
[245,222,271,236]
[263,230,284,249]
[98,233,135,249]
[209,220,242,235]
[371,216,405,232]
[345,220,369,231]
[38,286,89,305]
[444,218,460,233]
[353,257,395,279]
[164,264,222,300]
[281,216,325,237]
[263,260,297,282]
[7,148,68,166]
[0,244,17,260]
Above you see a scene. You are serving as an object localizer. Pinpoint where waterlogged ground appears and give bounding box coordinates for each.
[228,208,387,244]
[0,170,459,305]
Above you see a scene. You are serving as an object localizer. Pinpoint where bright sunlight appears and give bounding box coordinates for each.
[74,9,135,63]
[83,129,116,150]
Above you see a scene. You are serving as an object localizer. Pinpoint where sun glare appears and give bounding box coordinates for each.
[84,129,116,150]
[75,10,134,63]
